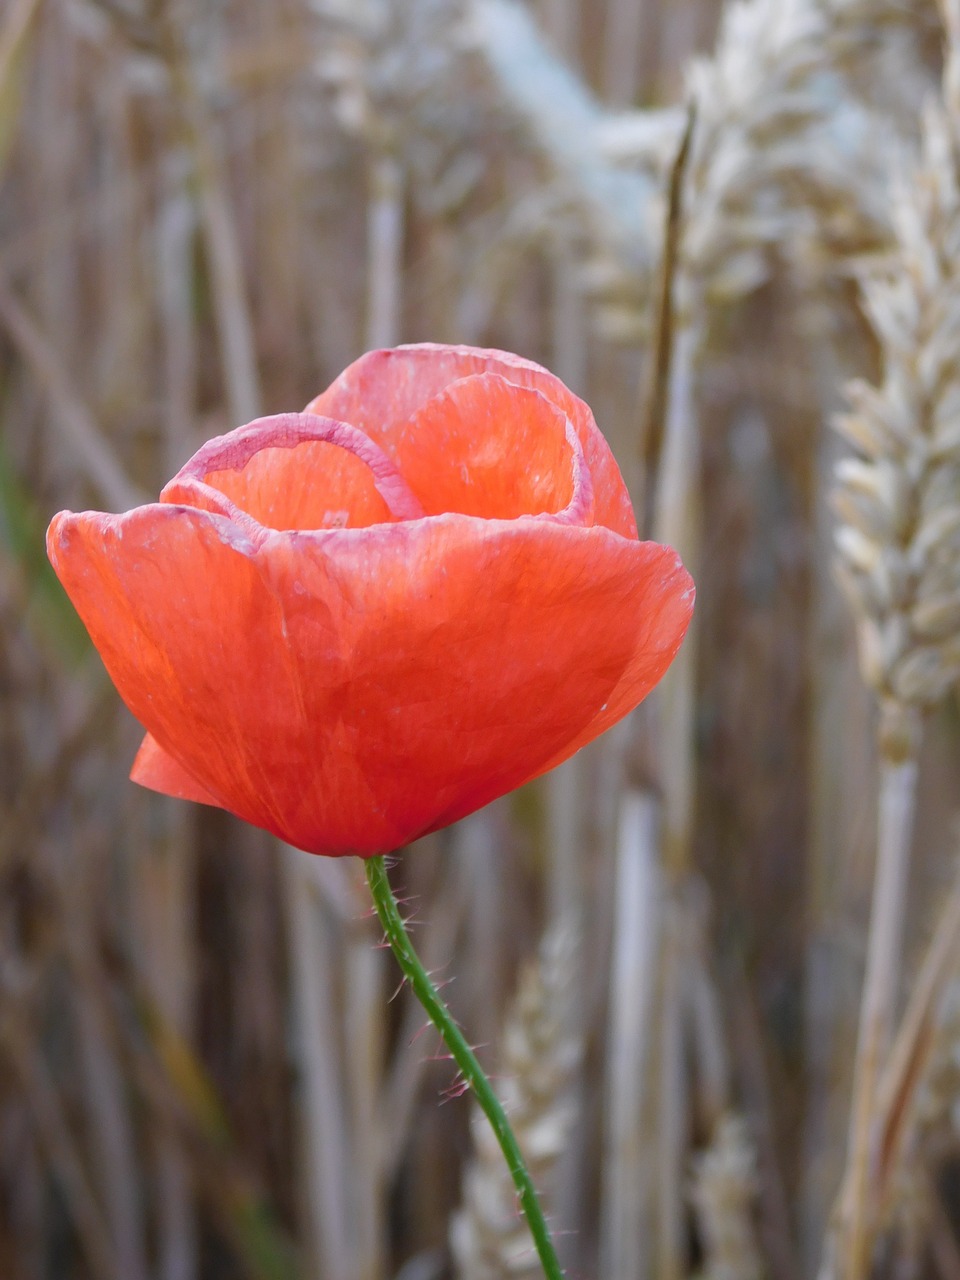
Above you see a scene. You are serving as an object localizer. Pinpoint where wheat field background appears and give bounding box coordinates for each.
[2,1,959,1278]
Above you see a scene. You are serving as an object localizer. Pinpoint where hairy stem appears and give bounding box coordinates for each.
[364,854,564,1280]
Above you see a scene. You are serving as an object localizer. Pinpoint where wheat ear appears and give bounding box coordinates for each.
[829,35,960,1277]
[690,1114,764,1280]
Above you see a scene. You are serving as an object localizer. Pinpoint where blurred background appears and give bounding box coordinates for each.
[2,0,960,1277]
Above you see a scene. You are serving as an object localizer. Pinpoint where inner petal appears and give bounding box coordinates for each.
[305,344,637,536]
[394,373,594,522]
[165,413,423,531]
[206,441,396,530]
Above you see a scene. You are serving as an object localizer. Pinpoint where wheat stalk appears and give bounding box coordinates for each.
[0,1012,118,1280]
[654,0,926,891]
[601,788,662,1280]
[283,847,354,1280]
[829,33,960,1277]
[0,0,42,99]
[862,855,960,1263]
[630,6,932,1277]
[0,287,147,510]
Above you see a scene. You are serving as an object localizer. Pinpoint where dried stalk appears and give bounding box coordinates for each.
[283,846,352,1280]
[545,754,582,931]
[0,286,146,510]
[545,243,588,929]
[157,151,199,472]
[840,743,920,1280]
[0,0,43,101]
[365,150,404,349]
[456,807,513,1052]
[644,312,701,1280]
[634,0,897,1268]
[651,310,700,854]
[600,788,662,1280]
[875,858,960,1214]
[538,0,578,63]
[732,974,803,1280]
[73,959,150,1280]
[639,101,696,531]
[683,889,729,1138]
[151,155,200,1280]
[657,895,689,1280]
[549,240,587,400]
[928,1181,960,1280]
[161,19,262,425]
[600,0,645,107]
[135,819,198,1280]
[814,853,960,1263]
[0,1014,117,1280]
[603,100,699,1280]
[343,908,386,1280]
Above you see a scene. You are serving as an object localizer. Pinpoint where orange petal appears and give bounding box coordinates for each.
[254,517,693,846]
[305,344,637,536]
[48,505,691,856]
[163,413,424,530]
[132,734,224,807]
[530,572,696,779]
[390,374,594,522]
[46,505,316,840]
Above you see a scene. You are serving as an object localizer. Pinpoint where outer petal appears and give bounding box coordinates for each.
[132,734,224,807]
[47,506,691,856]
[305,344,637,537]
[252,516,692,850]
[46,504,321,839]
[532,578,695,778]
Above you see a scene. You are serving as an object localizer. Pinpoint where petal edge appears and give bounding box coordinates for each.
[131,734,225,808]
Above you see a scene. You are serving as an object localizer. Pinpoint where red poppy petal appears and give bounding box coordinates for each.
[164,413,423,530]
[156,476,267,545]
[47,506,691,856]
[132,734,224,807]
[305,344,637,536]
[46,505,315,838]
[255,517,693,849]
[390,373,594,522]
[527,576,696,780]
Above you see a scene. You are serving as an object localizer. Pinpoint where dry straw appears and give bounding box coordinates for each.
[3,0,956,1277]
[610,0,903,1274]
[829,23,960,1277]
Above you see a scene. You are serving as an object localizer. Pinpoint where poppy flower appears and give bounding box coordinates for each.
[46,343,694,857]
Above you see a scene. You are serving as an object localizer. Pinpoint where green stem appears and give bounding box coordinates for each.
[364,854,564,1280]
